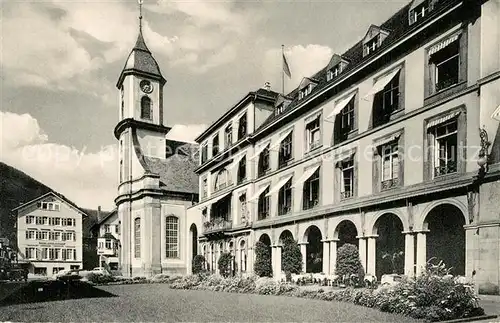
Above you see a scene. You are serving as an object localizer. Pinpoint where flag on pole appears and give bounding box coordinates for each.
[492,104,500,121]
[283,52,291,78]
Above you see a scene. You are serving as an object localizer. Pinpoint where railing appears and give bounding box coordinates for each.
[434,162,457,177]
[257,211,269,221]
[303,198,319,211]
[381,178,400,190]
[436,78,458,92]
[203,219,232,234]
[278,205,292,216]
[340,191,353,200]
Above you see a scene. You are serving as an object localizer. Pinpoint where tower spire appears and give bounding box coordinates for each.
[138,0,143,33]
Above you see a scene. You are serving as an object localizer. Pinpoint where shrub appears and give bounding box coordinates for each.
[192,255,206,274]
[281,238,302,281]
[218,252,233,278]
[254,241,272,277]
[87,273,115,284]
[336,243,364,281]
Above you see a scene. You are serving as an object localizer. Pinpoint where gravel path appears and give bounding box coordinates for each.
[0,283,421,322]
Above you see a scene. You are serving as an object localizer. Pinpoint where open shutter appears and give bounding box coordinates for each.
[372,148,380,193]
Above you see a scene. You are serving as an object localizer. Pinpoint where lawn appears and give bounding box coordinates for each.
[0,283,421,322]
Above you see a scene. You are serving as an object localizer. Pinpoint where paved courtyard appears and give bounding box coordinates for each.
[0,283,421,322]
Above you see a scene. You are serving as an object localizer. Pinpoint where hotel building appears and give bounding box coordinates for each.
[14,192,87,277]
[187,0,500,295]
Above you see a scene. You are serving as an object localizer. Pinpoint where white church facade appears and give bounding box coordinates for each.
[114,15,200,277]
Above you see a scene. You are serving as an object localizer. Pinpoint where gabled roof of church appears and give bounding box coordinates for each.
[143,142,199,195]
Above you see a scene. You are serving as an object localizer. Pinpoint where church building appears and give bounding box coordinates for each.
[114,10,200,277]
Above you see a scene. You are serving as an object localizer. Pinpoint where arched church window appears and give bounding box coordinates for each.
[165,216,179,258]
[134,217,141,258]
[214,168,230,191]
[141,96,152,120]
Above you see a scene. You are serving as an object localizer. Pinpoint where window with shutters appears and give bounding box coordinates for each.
[303,168,320,210]
[278,132,293,168]
[212,134,220,156]
[237,156,246,184]
[305,114,321,151]
[258,187,270,220]
[381,142,400,190]
[425,31,467,101]
[278,179,293,215]
[225,123,233,148]
[340,158,355,200]
[258,147,270,177]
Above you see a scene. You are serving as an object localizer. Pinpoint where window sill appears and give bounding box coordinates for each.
[424,81,467,106]
[278,158,294,169]
[306,145,323,155]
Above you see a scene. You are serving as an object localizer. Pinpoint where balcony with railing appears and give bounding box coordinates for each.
[202,218,232,235]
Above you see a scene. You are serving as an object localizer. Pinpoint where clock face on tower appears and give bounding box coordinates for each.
[140,80,153,94]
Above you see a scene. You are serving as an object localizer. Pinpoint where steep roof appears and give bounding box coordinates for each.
[12,191,89,217]
[116,29,165,87]
[258,0,456,128]
[143,141,199,194]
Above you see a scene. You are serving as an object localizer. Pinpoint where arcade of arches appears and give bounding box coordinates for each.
[238,203,468,281]
[196,203,468,281]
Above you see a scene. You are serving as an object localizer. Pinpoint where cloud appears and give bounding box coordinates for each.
[1,111,118,210]
[263,44,333,92]
[0,111,206,210]
[166,124,207,144]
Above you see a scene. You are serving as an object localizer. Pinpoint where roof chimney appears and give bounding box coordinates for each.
[264,82,271,91]
[97,206,102,222]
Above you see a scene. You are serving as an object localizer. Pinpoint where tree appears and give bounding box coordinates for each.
[218,252,233,277]
[254,241,273,277]
[192,255,206,274]
[336,243,364,279]
[281,238,302,281]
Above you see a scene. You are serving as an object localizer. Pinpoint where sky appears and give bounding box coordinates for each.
[0,0,408,211]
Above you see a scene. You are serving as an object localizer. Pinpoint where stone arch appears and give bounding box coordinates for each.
[418,198,468,231]
[423,203,466,275]
[370,209,409,235]
[257,232,272,246]
[373,213,405,279]
[333,220,359,248]
[303,225,323,273]
[278,229,294,244]
[239,239,248,273]
[301,224,325,242]
[189,223,198,261]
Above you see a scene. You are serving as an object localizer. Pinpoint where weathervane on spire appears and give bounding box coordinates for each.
[138,0,144,31]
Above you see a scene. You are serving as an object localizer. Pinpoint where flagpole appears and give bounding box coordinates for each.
[281,44,285,95]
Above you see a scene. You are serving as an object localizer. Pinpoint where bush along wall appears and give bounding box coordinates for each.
[336,243,365,283]
[254,241,272,277]
[168,270,484,322]
[281,238,302,282]
[192,255,206,275]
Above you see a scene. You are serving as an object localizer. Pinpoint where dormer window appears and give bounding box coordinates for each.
[201,143,208,164]
[409,0,435,25]
[362,25,389,57]
[327,65,342,81]
[298,78,317,100]
[364,35,380,56]
[275,103,285,116]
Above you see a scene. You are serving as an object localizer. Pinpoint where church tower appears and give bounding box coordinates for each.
[114,0,171,277]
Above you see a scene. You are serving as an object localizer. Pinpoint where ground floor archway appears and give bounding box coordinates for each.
[374,213,405,278]
[336,220,358,249]
[304,226,322,273]
[424,204,466,275]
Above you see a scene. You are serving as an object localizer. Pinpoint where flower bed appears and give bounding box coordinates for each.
[167,273,484,322]
[87,269,485,322]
